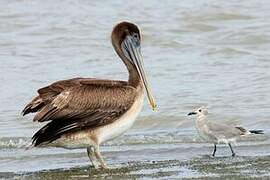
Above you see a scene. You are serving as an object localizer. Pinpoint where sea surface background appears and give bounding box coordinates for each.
[0,0,270,177]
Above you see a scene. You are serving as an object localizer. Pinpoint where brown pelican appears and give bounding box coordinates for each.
[22,22,156,169]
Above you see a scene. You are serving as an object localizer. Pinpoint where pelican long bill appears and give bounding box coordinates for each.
[122,35,157,111]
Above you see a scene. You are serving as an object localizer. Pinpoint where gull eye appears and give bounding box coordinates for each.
[199,109,202,112]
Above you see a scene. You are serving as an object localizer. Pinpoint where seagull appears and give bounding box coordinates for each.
[187,106,263,157]
[22,22,157,169]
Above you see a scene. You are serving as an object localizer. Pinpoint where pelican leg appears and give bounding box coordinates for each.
[87,146,98,169]
[94,146,109,169]
[228,143,235,157]
[212,144,217,157]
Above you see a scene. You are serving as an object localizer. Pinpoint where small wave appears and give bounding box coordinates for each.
[0,137,31,148]
[0,130,268,149]
[206,47,252,57]
[104,132,201,146]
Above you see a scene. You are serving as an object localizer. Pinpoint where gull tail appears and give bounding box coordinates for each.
[249,130,264,134]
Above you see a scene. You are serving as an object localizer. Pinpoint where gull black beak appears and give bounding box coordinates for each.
[187,112,197,116]
[122,34,157,111]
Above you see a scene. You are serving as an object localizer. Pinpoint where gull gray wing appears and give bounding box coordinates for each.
[207,122,244,139]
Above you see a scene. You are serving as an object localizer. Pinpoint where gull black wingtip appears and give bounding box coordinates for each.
[249,130,264,134]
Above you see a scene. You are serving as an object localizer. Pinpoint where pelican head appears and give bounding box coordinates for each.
[111,22,157,111]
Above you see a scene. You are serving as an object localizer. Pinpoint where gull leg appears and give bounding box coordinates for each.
[94,146,109,169]
[212,144,217,157]
[87,146,98,169]
[228,143,235,157]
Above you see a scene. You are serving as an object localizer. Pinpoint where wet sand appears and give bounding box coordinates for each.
[4,156,270,179]
[2,145,270,179]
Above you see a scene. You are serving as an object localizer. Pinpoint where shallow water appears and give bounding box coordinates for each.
[0,0,270,177]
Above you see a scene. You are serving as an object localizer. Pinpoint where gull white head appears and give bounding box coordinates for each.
[187,106,208,117]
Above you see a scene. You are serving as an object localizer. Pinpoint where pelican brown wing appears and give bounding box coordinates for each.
[22,78,137,146]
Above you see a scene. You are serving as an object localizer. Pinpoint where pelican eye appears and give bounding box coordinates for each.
[133,33,139,39]
[132,33,140,47]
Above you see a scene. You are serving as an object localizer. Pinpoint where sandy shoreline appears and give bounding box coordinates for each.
[2,154,270,179]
